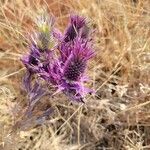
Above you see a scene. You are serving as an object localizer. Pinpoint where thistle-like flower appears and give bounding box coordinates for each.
[22,13,94,104]
[64,15,88,42]
[63,38,94,81]
[46,15,94,102]
[20,13,96,131]
[22,45,40,73]
[35,13,55,51]
[22,13,55,74]
[59,37,94,102]
[58,15,90,63]
[21,13,56,121]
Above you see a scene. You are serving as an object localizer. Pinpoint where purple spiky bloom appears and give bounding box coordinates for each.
[21,14,56,121]
[42,15,94,102]
[64,15,88,42]
[22,45,40,73]
[22,13,94,105]
[58,37,94,102]
[58,15,90,63]
[22,13,55,74]
[63,38,94,81]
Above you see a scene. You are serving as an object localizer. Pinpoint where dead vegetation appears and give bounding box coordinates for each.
[0,0,150,150]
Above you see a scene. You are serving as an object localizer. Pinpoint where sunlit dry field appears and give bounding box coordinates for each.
[0,0,150,150]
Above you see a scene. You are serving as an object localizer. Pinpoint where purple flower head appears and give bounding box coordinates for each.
[21,45,41,73]
[64,15,87,42]
[58,15,91,63]
[63,55,86,81]
[58,37,94,102]
[22,13,56,75]
[63,38,94,81]
[33,13,55,51]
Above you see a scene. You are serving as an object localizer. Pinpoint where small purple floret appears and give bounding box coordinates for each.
[64,15,87,42]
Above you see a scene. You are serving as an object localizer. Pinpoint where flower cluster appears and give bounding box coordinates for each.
[22,14,95,103]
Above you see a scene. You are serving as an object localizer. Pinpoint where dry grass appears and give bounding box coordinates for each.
[0,0,150,149]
